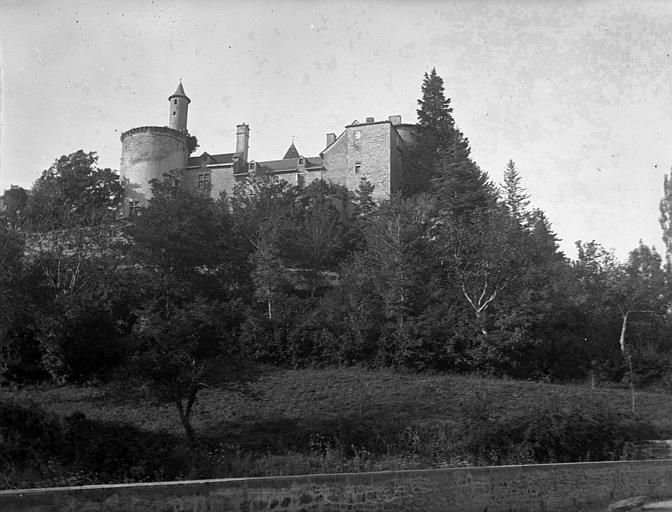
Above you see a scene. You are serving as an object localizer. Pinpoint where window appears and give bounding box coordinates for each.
[197,173,211,191]
[354,162,361,173]
[354,130,362,140]
[297,173,306,187]
[172,111,176,116]
[128,200,141,218]
[298,157,305,166]
[174,99,178,105]
[249,162,256,171]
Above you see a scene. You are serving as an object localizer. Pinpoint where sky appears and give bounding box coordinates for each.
[1,0,672,260]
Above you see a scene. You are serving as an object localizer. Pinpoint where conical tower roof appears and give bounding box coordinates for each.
[283,142,300,159]
[169,82,191,103]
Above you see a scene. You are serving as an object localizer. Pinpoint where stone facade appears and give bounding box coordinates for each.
[322,118,408,202]
[119,84,419,212]
[4,460,672,512]
[120,126,189,207]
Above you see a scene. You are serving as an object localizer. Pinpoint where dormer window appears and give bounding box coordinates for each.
[298,157,305,166]
[249,162,256,171]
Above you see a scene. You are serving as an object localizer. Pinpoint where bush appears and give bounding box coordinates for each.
[0,399,63,472]
[454,393,658,465]
[36,305,126,384]
[0,399,184,488]
[0,326,48,384]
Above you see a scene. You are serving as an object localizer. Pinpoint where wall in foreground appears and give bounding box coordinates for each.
[3,460,672,512]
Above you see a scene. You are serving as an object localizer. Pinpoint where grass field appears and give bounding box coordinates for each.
[5,367,672,482]
[10,367,672,437]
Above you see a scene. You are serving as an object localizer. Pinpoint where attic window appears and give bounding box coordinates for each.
[354,130,362,140]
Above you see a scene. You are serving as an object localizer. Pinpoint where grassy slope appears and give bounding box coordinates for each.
[9,367,672,439]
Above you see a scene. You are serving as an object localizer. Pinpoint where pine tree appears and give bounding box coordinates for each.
[404,68,457,195]
[354,177,376,219]
[432,152,496,217]
[501,160,530,224]
[417,68,454,136]
[659,171,672,262]
[410,68,497,215]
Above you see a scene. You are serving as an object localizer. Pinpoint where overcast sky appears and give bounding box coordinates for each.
[1,0,671,260]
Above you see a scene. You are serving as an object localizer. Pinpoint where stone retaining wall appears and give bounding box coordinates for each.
[3,460,672,512]
[625,440,672,461]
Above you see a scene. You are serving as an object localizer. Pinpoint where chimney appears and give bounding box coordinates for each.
[365,117,375,123]
[389,115,401,125]
[326,133,336,147]
[236,124,249,162]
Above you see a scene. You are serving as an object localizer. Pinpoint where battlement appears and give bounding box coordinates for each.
[120,126,188,143]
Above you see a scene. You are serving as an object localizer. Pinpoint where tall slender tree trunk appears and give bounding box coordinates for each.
[619,311,636,414]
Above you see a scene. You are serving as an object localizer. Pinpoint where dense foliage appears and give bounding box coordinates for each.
[4,71,672,388]
[3,68,672,485]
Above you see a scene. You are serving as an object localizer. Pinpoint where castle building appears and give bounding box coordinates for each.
[119,83,418,213]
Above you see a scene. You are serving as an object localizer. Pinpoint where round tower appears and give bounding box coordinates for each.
[119,84,191,214]
[168,82,190,133]
[120,126,189,209]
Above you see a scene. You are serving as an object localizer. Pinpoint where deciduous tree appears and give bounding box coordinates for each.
[26,150,123,230]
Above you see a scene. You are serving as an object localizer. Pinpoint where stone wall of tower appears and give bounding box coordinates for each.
[322,134,348,187]
[322,122,398,201]
[210,167,237,199]
[345,123,392,200]
[390,126,405,193]
[395,124,418,147]
[119,126,189,207]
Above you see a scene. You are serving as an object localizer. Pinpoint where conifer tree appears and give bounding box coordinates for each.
[417,68,455,138]
[354,177,376,219]
[502,160,530,225]
[432,145,496,218]
[404,68,456,195]
[659,171,672,262]
[410,68,497,215]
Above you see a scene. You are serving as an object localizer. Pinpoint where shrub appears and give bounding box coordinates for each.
[454,393,658,465]
[0,399,184,488]
[0,399,63,472]
[36,305,126,384]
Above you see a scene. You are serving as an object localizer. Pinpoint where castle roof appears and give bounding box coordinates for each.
[186,152,234,167]
[283,142,300,159]
[257,156,323,173]
[169,82,191,103]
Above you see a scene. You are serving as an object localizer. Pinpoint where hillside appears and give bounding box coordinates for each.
[5,366,672,488]
[12,367,672,436]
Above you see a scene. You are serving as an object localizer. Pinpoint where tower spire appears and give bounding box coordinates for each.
[168,81,190,132]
